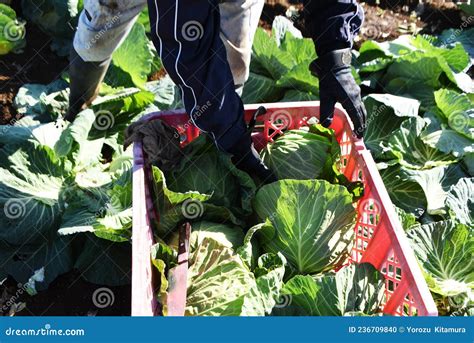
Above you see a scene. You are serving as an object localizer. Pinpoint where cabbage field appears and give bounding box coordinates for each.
[0,0,473,316]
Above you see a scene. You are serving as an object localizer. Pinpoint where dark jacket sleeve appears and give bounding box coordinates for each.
[301,0,364,56]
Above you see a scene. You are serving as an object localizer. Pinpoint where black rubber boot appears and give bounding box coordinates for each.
[64,48,112,122]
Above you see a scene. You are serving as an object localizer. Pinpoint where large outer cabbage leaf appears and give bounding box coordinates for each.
[13,80,156,142]
[276,63,319,94]
[407,220,473,304]
[251,28,295,81]
[379,165,427,218]
[401,164,467,215]
[253,179,356,274]
[59,174,133,243]
[0,236,74,293]
[363,94,420,158]
[74,234,131,286]
[13,80,69,120]
[463,153,474,177]
[55,109,105,171]
[387,117,458,169]
[167,221,244,252]
[280,31,315,63]
[433,89,474,141]
[358,35,416,61]
[150,240,178,315]
[437,28,474,58]
[243,17,318,103]
[379,36,472,107]
[273,263,385,316]
[163,136,256,227]
[55,116,134,242]
[445,178,473,227]
[105,23,154,88]
[88,88,155,140]
[242,73,284,104]
[0,113,134,289]
[0,144,66,245]
[151,166,212,235]
[421,112,474,158]
[185,238,285,316]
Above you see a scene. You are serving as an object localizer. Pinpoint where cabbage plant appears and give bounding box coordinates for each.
[252,179,356,275]
[21,0,82,55]
[0,4,26,55]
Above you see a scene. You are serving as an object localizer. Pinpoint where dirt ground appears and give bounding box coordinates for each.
[0,0,471,317]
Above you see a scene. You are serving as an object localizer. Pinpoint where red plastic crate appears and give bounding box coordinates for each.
[132,102,438,317]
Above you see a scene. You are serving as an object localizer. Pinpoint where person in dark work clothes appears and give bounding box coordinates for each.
[65,0,367,183]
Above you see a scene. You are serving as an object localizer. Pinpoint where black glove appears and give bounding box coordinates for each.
[310,49,367,138]
[230,134,277,185]
[227,108,278,185]
[124,119,183,171]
